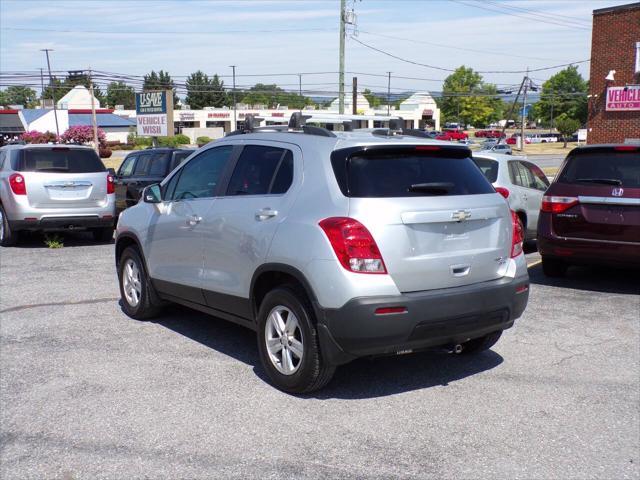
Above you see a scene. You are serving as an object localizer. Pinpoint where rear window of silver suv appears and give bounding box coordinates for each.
[14,147,106,173]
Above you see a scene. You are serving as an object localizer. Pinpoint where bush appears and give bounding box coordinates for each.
[99,148,112,158]
[134,136,153,147]
[196,136,212,145]
[20,130,59,144]
[61,125,106,147]
[106,140,122,147]
[175,134,190,145]
[120,144,135,150]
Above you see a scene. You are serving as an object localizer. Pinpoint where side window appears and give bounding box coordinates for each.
[118,155,136,177]
[226,145,292,196]
[0,151,6,169]
[523,161,550,190]
[170,151,191,172]
[148,153,170,176]
[133,154,152,176]
[509,161,527,187]
[171,146,233,201]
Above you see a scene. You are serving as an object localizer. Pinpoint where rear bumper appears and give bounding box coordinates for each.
[316,274,529,365]
[10,215,114,231]
[537,213,640,267]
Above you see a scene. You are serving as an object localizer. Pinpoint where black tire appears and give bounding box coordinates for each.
[92,226,114,243]
[461,330,503,354]
[0,204,17,247]
[257,286,335,393]
[542,256,568,277]
[118,246,161,320]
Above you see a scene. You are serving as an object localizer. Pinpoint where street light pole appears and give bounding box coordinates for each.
[229,65,237,132]
[298,73,302,113]
[88,68,99,153]
[41,49,60,137]
[338,0,346,114]
[387,71,392,116]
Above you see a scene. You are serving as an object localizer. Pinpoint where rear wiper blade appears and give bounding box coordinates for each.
[408,182,454,194]
[574,178,622,186]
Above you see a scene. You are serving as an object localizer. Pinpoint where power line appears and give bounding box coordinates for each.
[3,26,336,35]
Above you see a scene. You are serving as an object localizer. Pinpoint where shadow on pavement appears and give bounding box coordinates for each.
[154,304,504,399]
[9,231,114,249]
[529,263,640,295]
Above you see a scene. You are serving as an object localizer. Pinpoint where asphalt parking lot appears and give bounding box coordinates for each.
[1,233,638,479]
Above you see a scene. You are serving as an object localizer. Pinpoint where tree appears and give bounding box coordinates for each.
[534,66,588,127]
[185,70,227,109]
[105,81,135,109]
[0,89,9,106]
[554,113,580,147]
[143,70,178,105]
[41,77,68,104]
[0,86,38,107]
[438,66,502,127]
[363,89,382,108]
[41,73,104,105]
[240,83,311,109]
[209,74,227,108]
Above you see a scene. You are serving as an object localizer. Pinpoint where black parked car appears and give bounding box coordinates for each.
[115,148,193,214]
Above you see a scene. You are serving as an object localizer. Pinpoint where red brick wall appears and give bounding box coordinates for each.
[587,4,640,144]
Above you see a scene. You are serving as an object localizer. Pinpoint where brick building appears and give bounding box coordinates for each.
[587,2,640,144]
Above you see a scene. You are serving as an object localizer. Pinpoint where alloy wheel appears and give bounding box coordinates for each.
[265,306,304,375]
[122,258,142,307]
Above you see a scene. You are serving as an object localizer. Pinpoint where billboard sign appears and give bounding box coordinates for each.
[135,90,174,136]
[606,86,640,111]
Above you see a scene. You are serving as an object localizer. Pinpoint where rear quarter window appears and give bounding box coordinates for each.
[18,148,106,173]
[472,157,499,183]
[333,148,494,197]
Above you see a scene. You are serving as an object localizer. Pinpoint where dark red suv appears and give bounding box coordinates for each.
[537,145,640,277]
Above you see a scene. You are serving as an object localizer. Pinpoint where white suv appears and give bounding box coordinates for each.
[115,116,529,393]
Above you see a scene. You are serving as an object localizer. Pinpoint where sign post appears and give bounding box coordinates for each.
[135,90,174,144]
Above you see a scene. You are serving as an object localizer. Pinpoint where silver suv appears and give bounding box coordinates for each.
[115,117,529,393]
[0,144,116,246]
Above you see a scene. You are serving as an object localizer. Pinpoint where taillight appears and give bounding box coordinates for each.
[107,174,115,194]
[541,195,578,213]
[511,210,524,258]
[614,146,638,151]
[495,187,510,199]
[319,217,387,274]
[9,173,26,195]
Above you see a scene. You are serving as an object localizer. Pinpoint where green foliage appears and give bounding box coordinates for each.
[438,66,502,127]
[44,234,64,249]
[240,83,311,109]
[143,70,178,105]
[363,89,382,108]
[174,134,190,144]
[185,71,227,109]
[196,136,212,145]
[533,66,588,126]
[105,81,135,109]
[1,86,38,107]
[41,74,104,104]
[157,136,188,147]
[554,113,581,147]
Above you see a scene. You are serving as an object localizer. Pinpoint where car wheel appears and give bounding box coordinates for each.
[461,330,502,354]
[118,246,161,320]
[0,204,17,247]
[542,256,568,277]
[257,286,335,393]
[92,226,114,243]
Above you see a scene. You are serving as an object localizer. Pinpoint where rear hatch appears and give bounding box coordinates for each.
[549,146,640,243]
[331,145,512,293]
[17,147,109,208]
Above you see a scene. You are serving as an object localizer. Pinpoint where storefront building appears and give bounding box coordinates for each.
[587,2,640,144]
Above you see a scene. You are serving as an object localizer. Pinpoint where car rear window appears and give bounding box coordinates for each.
[17,148,105,173]
[333,148,494,197]
[472,157,499,183]
[558,150,640,188]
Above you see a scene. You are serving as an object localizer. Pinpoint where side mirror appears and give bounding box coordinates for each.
[142,183,162,204]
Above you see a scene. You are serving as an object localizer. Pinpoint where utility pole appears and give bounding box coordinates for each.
[298,73,303,113]
[497,76,526,146]
[352,76,358,115]
[387,72,392,116]
[41,49,59,137]
[39,68,44,107]
[338,0,346,114]
[229,65,237,131]
[88,68,99,153]
[521,68,529,152]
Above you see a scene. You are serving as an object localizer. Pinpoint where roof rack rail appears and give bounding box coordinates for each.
[288,112,311,129]
[225,112,336,138]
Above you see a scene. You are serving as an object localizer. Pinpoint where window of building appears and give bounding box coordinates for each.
[636,42,640,73]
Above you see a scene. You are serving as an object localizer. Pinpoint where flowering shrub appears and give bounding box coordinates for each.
[20,130,58,144]
[60,125,106,147]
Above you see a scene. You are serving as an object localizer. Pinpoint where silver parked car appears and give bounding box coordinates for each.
[472,153,550,241]
[115,116,529,393]
[479,143,513,155]
[0,144,116,246]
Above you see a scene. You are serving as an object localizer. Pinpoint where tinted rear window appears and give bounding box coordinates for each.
[472,157,499,183]
[558,150,640,188]
[334,150,494,197]
[18,148,105,173]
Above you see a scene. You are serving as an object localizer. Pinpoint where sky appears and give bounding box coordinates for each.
[0,0,626,96]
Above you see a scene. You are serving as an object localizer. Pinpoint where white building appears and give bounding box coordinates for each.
[57,85,101,110]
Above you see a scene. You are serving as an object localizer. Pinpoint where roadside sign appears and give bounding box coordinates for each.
[135,90,174,136]
[577,129,587,142]
[606,86,640,111]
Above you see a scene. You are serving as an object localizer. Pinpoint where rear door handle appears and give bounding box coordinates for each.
[187,215,202,226]
[255,208,278,221]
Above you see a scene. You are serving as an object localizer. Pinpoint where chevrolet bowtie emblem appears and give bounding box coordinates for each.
[451,210,472,222]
